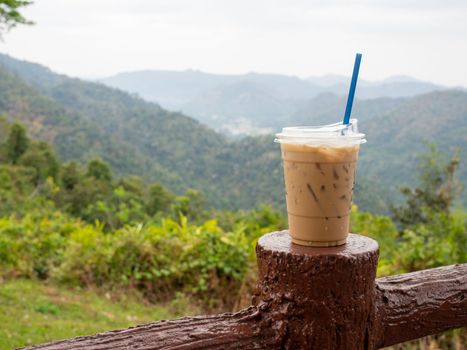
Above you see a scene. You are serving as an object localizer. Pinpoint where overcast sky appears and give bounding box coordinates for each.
[1,0,466,86]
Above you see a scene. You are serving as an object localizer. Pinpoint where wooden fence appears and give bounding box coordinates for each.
[23,231,467,350]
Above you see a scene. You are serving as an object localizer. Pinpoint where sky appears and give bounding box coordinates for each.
[1,0,467,86]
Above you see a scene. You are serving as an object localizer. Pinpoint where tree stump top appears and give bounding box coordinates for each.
[255,231,380,349]
[258,230,379,257]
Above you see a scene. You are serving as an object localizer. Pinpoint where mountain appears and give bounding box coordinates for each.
[0,54,290,210]
[291,93,407,126]
[294,91,467,203]
[306,74,350,87]
[318,79,445,100]
[0,55,226,201]
[100,69,448,136]
[361,90,467,189]
[101,70,321,110]
[182,80,297,133]
[1,53,466,213]
[99,70,233,111]
[0,61,148,176]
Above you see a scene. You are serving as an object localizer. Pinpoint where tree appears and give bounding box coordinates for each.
[6,122,29,164]
[172,189,207,222]
[0,115,9,162]
[118,176,144,197]
[18,140,59,184]
[146,182,174,216]
[61,161,81,191]
[0,0,33,35]
[0,115,8,141]
[86,159,112,182]
[392,145,463,230]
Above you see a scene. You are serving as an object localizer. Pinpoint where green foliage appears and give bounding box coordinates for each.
[393,211,466,272]
[0,14,464,349]
[86,159,112,182]
[6,122,29,164]
[0,165,56,217]
[0,120,197,229]
[0,211,76,279]
[2,53,467,213]
[34,301,60,315]
[18,140,59,184]
[350,205,399,276]
[0,212,269,309]
[0,279,200,350]
[171,189,207,223]
[60,161,80,190]
[0,0,33,34]
[392,145,463,229]
[57,218,251,305]
[0,116,465,319]
[146,182,174,216]
[386,146,467,273]
[0,128,287,306]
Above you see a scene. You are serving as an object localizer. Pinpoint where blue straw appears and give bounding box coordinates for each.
[343,53,362,125]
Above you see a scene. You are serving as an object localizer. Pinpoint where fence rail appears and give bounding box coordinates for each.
[23,231,467,350]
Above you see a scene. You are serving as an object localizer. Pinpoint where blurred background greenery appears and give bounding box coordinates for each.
[0,118,465,349]
[0,1,466,349]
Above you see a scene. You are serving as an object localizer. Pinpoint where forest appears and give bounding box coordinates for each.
[0,119,465,348]
[2,53,467,216]
[0,1,466,348]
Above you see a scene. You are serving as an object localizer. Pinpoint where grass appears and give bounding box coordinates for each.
[0,278,464,350]
[0,278,200,349]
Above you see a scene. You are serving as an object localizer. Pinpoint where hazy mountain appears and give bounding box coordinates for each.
[100,69,448,136]
[101,70,321,112]
[291,93,407,126]
[183,80,297,131]
[294,90,467,202]
[306,74,350,87]
[0,54,232,206]
[99,69,233,111]
[1,53,466,213]
[318,79,445,100]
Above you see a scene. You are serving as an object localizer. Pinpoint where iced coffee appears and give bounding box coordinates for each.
[276,120,366,246]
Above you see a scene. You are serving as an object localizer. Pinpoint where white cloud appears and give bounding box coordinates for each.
[0,0,466,85]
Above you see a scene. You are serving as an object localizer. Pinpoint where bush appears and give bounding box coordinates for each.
[56,217,251,309]
[1,202,465,311]
[392,211,467,273]
[0,212,77,278]
[0,210,262,310]
[350,205,399,276]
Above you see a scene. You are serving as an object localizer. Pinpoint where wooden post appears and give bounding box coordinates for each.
[254,231,379,349]
[22,231,467,350]
[374,263,467,348]
[21,308,271,350]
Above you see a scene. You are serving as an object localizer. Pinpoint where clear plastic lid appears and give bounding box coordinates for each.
[275,119,366,146]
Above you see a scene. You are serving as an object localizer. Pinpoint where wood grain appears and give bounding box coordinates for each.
[374,263,467,348]
[22,306,277,350]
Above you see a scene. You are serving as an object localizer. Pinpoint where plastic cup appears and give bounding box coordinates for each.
[275,119,366,247]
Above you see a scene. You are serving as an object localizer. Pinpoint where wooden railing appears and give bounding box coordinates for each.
[23,231,467,350]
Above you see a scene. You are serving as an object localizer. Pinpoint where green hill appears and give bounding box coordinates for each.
[100,69,445,135]
[294,91,467,204]
[0,54,281,209]
[1,53,465,213]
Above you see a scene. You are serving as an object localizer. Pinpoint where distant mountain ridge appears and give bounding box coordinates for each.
[0,53,466,213]
[100,69,452,135]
